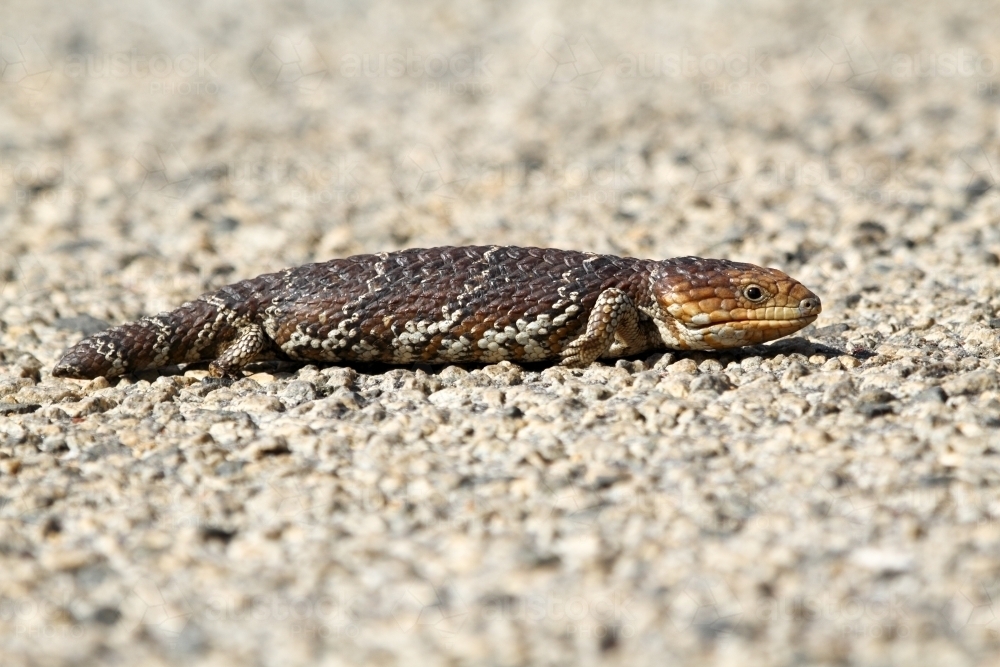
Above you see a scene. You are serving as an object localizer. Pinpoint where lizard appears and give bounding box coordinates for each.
[51,245,822,380]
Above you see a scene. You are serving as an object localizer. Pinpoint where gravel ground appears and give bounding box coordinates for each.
[3,1,1000,665]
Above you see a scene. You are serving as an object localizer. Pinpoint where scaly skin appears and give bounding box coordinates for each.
[52,245,822,379]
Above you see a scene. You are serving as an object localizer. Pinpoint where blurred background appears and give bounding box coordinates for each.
[3,1,1000,665]
[3,0,997,327]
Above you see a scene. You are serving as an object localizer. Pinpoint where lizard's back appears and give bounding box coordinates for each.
[261,245,656,364]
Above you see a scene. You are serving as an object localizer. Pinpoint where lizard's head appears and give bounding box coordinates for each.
[650,257,821,350]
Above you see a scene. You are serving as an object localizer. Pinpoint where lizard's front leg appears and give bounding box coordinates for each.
[559,288,645,367]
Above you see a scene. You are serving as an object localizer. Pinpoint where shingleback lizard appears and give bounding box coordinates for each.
[52,245,822,379]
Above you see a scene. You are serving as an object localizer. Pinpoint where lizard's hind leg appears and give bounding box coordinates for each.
[208,324,269,378]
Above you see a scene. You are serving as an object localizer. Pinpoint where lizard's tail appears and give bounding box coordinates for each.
[52,299,225,379]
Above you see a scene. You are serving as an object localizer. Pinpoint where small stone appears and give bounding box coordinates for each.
[689,373,734,394]
[241,436,291,459]
[811,323,850,339]
[15,353,43,380]
[40,436,68,453]
[855,389,896,417]
[913,387,947,403]
[16,385,79,404]
[0,402,40,415]
[279,380,318,407]
[857,402,894,418]
[215,460,246,477]
[83,377,111,393]
[667,358,699,375]
[37,406,70,420]
[839,356,861,369]
[782,361,810,383]
[40,549,93,572]
[859,389,896,403]
[501,405,524,418]
[850,548,913,574]
[942,369,1000,396]
[232,395,284,412]
[821,358,842,371]
[65,396,117,417]
[614,359,643,373]
[632,370,662,389]
[438,366,470,383]
[698,359,724,374]
[650,352,675,370]
[321,367,357,389]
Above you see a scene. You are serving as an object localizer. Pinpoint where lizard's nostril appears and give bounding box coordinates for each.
[800,297,820,312]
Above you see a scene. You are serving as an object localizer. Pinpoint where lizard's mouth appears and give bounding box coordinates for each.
[673,313,820,350]
[684,314,819,331]
[682,297,822,332]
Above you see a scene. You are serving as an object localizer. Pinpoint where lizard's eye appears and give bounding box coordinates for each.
[744,285,766,301]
